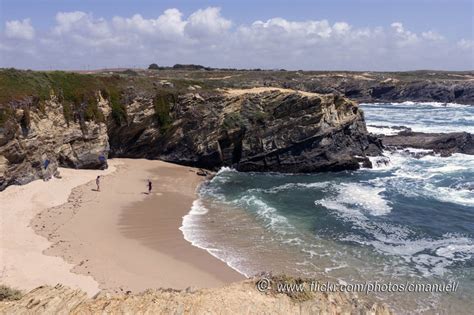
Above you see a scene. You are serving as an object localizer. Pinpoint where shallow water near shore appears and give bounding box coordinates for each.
[181,102,474,314]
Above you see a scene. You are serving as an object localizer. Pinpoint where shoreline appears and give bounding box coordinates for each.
[31,158,243,295]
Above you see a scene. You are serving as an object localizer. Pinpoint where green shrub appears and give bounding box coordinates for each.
[0,107,13,128]
[153,92,175,132]
[223,112,244,129]
[62,102,73,124]
[106,89,127,125]
[84,95,105,123]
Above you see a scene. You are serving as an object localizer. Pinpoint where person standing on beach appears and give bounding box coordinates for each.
[96,176,101,192]
[147,179,152,194]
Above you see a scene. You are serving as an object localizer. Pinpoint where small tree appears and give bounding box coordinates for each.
[148,63,160,70]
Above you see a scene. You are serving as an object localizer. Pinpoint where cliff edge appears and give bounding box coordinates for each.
[0,278,392,315]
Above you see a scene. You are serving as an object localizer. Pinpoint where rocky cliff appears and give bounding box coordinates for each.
[0,94,109,191]
[280,73,474,105]
[0,279,392,314]
[108,87,381,172]
[0,69,392,190]
[0,85,380,190]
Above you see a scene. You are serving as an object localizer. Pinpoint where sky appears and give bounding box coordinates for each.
[0,0,473,71]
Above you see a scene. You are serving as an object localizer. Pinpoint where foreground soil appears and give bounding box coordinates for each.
[0,277,392,315]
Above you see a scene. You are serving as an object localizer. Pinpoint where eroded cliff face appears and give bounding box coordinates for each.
[107,88,382,172]
[0,95,109,190]
[0,87,381,190]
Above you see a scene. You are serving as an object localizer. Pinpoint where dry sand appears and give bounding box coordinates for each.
[0,163,118,296]
[221,87,319,97]
[30,159,243,295]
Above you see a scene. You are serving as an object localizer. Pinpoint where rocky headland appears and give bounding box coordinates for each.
[0,69,385,190]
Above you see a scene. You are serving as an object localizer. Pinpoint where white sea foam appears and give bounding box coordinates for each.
[424,184,474,207]
[361,101,471,108]
[342,228,474,277]
[360,102,474,134]
[324,264,348,273]
[248,181,330,194]
[215,166,236,175]
[367,126,401,135]
[316,183,392,216]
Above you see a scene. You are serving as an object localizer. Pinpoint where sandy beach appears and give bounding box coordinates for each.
[1,158,243,297]
[0,163,117,296]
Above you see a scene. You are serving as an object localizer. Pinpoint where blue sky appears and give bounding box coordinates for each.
[1,0,473,70]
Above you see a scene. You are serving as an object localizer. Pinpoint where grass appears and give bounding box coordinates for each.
[0,285,22,301]
[0,107,13,128]
[0,69,135,125]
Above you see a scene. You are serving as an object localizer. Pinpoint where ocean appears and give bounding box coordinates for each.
[181,102,474,314]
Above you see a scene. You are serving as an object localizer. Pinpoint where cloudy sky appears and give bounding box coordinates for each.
[1,0,473,71]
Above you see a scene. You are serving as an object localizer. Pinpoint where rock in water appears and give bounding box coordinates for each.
[381,131,474,156]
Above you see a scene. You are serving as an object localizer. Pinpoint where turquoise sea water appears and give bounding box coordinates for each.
[181,102,474,314]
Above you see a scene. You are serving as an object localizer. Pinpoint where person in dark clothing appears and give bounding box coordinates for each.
[147,179,152,194]
[96,176,101,192]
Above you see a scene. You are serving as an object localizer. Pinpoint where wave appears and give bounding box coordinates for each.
[361,101,472,108]
[315,181,473,276]
[237,195,295,234]
[180,199,250,277]
[360,102,474,135]
[248,181,330,194]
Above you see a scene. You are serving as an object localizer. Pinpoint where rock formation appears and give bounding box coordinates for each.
[0,279,392,314]
[108,88,382,172]
[0,86,381,190]
[256,71,474,104]
[381,131,474,156]
[0,95,109,191]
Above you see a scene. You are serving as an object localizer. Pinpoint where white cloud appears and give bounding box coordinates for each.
[1,8,472,70]
[54,11,110,39]
[185,7,231,38]
[457,39,473,50]
[421,31,444,41]
[390,22,418,45]
[5,18,35,40]
[112,9,186,39]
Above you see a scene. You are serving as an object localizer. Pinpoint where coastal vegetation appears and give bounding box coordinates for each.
[0,285,22,302]
[153,92,175,132]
